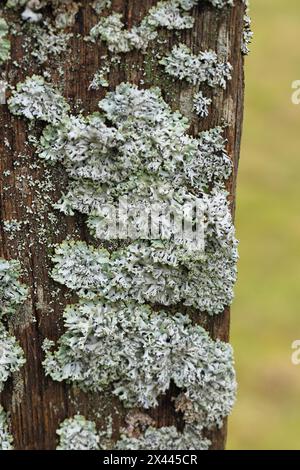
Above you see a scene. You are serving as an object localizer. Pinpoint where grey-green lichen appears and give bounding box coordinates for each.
[0,259,27,391]
[8,75,70,123]
[50,203,237,314]
[56,415,211,450]
[160,44,232,88]
[43,300,236,430]
[9,81,236,315]
[116,424,210,450]
[0,325,25,392]
[193,91,212,118]
[6,1,81,30]
[89,1,197,54]
[0,18,11,65]
[0,406,13,450]
[56,415,100,450]
[241,14,253,56]
[0,258,28,318]
[92,0,111,15]
[89,66,109,90]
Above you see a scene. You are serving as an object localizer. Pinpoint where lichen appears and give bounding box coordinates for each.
[241,14,253,56]
[43,299,236,430]
[193,91,212,118]
[9,81,236,314]
[89,66,109,90]
[0,258,27,391]
[8,75,70,123]
[50,192,237,314]
[0,326,25,392]
[206,0,234,7]
[56,415,100,450]
[160,44,232,88]
[0,258,28,318]
[0,18,11,65]
[6,1,81,30]
[89,1,197,54]
[92,0,111,15]
[0,407,13,450]
[116,424,210,450]
[30,25,72,64]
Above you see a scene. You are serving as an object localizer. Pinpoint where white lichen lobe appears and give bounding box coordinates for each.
[8,75,70,123]
[160,44,232,88]
[0,407,13,450]
[56,415,100,450]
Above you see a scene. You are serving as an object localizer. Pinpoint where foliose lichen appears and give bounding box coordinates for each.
[115,424,211,450]
[92,0,111,15]
[241,14,253,56]
[0,258,27,392]
[89,66,109,90]
[6,0,81,30]
[160,44,232,88]
[89,1,197,54]
[0,406,13,450]
[0,325,25,392]
[8,75,70,123]
[9,81,236,315]
[0,258,28,318]
[43,299,236,430]
[193,91,212,118]
[0,18,11,66]
[56,415,100,450]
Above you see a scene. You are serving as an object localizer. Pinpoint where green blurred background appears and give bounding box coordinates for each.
[228,0,300,450]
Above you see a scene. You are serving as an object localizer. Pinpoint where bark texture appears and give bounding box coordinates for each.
[0,0,244,450]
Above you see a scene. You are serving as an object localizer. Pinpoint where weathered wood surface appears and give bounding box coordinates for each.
[0,0,244,450]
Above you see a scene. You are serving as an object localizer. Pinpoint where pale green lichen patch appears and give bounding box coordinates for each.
[56,415,100,450]
[43,299,236,429]
[56,414,211,450]
[6,81,237,314]
[50,191,237,314]
[30,25,73,64]
[89,66,109,89]
[89,1,197,54]
[8,75,70,123]
[0,18,11,65]
[92,0,111,15]
[116,424,211,450]
[193,91,212,118]
[241,14,253,55]
[0,258,28,318]
[6,1,80,30]
[0,325,25,392]
[0,406,13,450]
[160,44,232,88]
[0,258,27,391]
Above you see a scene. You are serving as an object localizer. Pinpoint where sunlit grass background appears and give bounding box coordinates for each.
[227,0,300,450]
